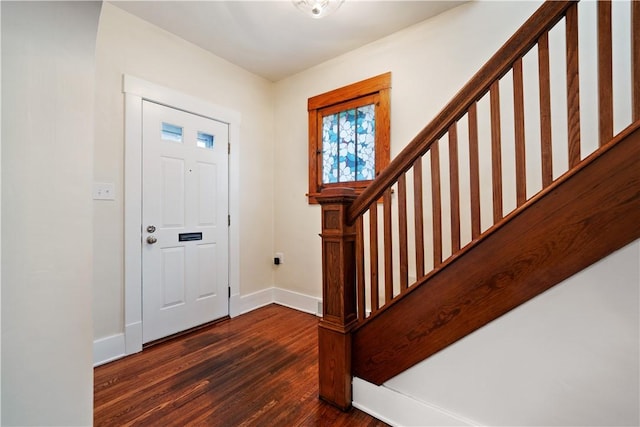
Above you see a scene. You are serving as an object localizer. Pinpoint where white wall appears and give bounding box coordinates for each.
[366,239,639,426]
[93,3,275,340]
[273,0,542,298]
[1,2,101,425]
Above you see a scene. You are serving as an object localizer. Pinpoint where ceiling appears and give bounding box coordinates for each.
[109,1,466,82]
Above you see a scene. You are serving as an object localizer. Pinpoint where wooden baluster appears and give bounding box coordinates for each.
[513,58,527,206]
[430,141,443,267]
[413,158,425,278]
[490,81,503,223]
[539,31,553,188]
[368,204,379,313]
[316,187,357,410]
[598,0,613,145]
[566,3,581,167]
[398,174,409,291]
[383,188,393,303]
[468,104,481,239]
[633,0,640,121]
[355,216,365,321]
[448,124,461,252]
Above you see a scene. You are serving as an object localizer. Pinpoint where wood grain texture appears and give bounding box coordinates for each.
[352,123,640,385]
[413,158,425,278]
[490,81,503,223]
[356,216,366,321]
[317,188,358,323]
[308,72,391,110]
[383,189,393,303]
[308,109,320,201]
[376,88,392,174]
[448,123,461,252]
[369,205,379,313]
[430,141,443,267]
[513,58,527,206]
[348,1,574,222]
[318,324,352,410]
[398,174,409,291]
[316,189,358,408]
[538,31,554,188]
[598,0,613,145]
[566,3,581,167]
[308,74,391,204]
[468,104,481,239]
[95,305,387,426]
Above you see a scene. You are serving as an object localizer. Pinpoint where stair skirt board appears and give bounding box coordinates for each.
[353,377,481,427]
[93,287,321,366]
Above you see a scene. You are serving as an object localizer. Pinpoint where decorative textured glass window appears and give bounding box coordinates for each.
[322,104,376,183]
[161,122,183,143]
[197,131,215,149]
[307,73,390,204]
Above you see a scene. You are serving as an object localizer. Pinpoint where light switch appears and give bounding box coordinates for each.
[93,182,115,200]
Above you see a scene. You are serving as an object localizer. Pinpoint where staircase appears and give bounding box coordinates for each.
[316,0,640,409]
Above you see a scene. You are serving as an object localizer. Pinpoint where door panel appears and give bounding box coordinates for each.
[161,157,185,227]
[197,243,217,298]
[142,100,229,343]
[162,247,186,308]
[197,162,217,225]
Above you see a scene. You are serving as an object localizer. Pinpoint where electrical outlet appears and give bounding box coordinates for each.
[274,252,284,265]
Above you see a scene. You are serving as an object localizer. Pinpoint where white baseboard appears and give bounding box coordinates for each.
[125,321,142,355]
[353,377,480,426]
[230,286,321,317]
[272,287,321,316]
[95,287,321,366]
[229,287,274,317]
[94,322,142,367]
[93,333,125,367]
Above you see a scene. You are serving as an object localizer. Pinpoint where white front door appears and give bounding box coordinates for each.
[142,100,229,343]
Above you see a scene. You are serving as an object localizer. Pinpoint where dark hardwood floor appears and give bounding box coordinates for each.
[94,304,387,426]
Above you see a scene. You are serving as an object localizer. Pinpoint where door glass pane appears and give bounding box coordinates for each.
[161,122,183,143]
[356,104,375,180]
[197,131,215,149]
[322,114,338,184]
[338,109,356,182]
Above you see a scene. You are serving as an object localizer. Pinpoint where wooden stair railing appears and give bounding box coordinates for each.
[317,0,640,409]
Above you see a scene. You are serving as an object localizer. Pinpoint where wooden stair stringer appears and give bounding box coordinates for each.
[352,123,640,385]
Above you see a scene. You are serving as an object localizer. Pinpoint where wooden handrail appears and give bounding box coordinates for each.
[355,117,640,326]
[353,120,640,383]
[342,0,640,328]
[347,0,574,223]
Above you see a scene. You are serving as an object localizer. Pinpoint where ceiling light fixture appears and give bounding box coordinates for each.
[293,0,345,19]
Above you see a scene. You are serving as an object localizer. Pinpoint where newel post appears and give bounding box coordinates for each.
[316,187,358,410]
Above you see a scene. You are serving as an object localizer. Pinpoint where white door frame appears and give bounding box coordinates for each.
[123,75,240,355]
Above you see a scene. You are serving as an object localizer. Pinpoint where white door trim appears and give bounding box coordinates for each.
[123,75,241,355]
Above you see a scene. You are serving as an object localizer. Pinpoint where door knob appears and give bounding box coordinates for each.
[146,235,158,244]
[147,225,156,233]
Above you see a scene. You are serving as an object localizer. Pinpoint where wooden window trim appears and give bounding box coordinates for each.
[307,72,391,204]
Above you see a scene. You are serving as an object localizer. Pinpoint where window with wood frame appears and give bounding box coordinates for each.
[307,72,391,204]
